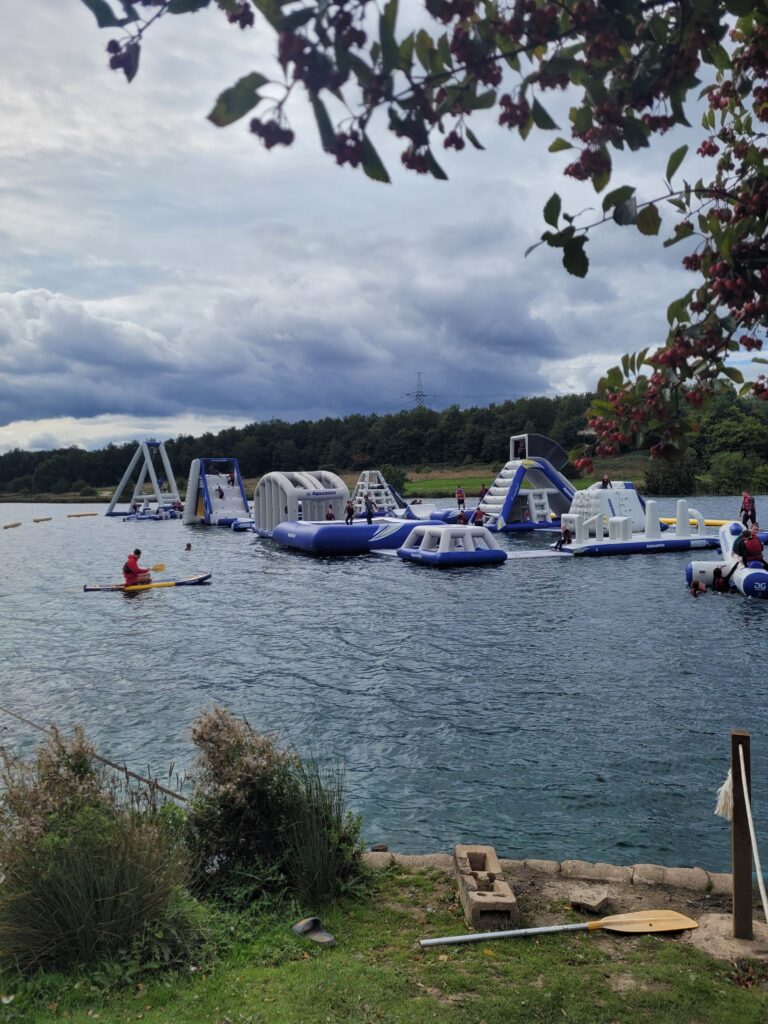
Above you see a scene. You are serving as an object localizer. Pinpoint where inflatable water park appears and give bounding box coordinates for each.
[96,431,747,576]
[106,440,183,520]
[687,523,768,598]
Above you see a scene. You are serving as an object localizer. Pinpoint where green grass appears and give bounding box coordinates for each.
[2,866,766,1024]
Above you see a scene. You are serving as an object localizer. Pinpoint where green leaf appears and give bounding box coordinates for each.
[471,91,496,110]
[415,29,433,71]
[591,168,611,193]
[78,0,124,27]
[548,137,573,153]
[399,33,414,69]
[562,238,589,277]
[424,148,449,181]
[310,94,336,152]
[208,73,268,127]
[379,0,400,73]
[251,0,282,29]
[543,193,561,228]
[722,365,744,384]
[725,0,755,12]
[167,0,210,12]
[704,43,732,71]
[665,145,688,182]
[465,127,484,151]
[531,99,558,130]
[361,134,391,183]
[635,203,661,236]
[663,221,694,248]
[279,7,315,30]
[602,185,635,213]
[570,106,592,133]
[621,117,650,151]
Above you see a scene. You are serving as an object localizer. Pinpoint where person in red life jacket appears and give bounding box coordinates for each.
[739,491,756,528]
[325,504,335,520]
[472,505,485,525]
[740,523,768,570]
[455,485,466,510]
[478,484,488,502]
[123,548,151,586]
[456,509,468,524]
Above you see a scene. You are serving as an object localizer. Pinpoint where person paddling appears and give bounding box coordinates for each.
[123,548,151,587]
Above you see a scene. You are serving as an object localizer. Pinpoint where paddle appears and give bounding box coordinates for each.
[150,563,165,572]
[419,909,698,948]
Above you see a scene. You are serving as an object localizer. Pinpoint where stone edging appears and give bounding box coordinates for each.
[364,851,732,897]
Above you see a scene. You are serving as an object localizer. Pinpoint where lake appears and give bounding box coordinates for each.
[1,495,766,873]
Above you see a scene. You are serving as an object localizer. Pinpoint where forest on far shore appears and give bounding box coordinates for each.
[1,387,767,498]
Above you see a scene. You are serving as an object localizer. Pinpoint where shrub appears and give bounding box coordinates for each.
[0,728,199,972]
[187,707,364,905]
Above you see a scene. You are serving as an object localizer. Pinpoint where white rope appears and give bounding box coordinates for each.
[738,743,768,926]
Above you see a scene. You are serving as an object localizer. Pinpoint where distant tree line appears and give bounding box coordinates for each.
[0,394,592,494]
[2,387,766,496]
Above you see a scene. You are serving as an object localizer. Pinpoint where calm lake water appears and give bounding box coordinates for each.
[1,495,766,873]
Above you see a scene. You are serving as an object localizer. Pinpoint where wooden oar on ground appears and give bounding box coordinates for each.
[419,909,698,948]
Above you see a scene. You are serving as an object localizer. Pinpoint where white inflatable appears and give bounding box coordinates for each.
[687,522,768,598]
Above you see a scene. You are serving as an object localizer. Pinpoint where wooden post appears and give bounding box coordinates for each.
[732,730,753,940]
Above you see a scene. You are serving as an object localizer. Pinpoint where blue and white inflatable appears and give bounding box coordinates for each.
[687,522,768,598]
[397,524,507,567]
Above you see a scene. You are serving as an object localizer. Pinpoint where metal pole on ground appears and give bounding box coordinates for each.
[732,729,753,939]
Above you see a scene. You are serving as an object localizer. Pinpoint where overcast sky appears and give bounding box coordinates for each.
[0,1,719,453]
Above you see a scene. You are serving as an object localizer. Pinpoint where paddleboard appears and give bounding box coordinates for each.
[83,572,212,593]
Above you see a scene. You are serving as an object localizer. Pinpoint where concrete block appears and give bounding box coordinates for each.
[454,844,520,930]
[633,863,666,886]
[662,866,710,893]
[561,860,632,883]
[524,859,561,876]
[707,872,733,897]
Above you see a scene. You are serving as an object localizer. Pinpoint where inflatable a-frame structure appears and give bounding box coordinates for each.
[105,440,181,517]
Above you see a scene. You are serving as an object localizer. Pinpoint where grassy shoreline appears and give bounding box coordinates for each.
[2,864,765,1024]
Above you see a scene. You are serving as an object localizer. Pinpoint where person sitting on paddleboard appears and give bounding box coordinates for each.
[123,548,151,586]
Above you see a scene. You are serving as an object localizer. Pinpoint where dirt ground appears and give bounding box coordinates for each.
[367,852,768,961]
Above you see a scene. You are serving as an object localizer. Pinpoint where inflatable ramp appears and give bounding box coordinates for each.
[183,458,253,528]
[440,434,575,531]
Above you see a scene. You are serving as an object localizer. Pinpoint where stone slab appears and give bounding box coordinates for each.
[632,863,666,886]
[568,885,612,915]
[523,859,561,876]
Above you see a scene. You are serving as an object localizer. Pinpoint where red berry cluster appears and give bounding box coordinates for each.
[225,2,254,30]
[331,130,364,168]
[401,146,431,174]
[564,148,610,181]
[249,118,294,149]
[444,129,465,150]
[498,94,530,128]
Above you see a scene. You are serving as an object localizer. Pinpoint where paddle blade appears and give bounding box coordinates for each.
[151,563,165,572]
[589,910,698,934]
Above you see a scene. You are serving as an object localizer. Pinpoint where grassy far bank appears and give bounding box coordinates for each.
[3,865,766,1024]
